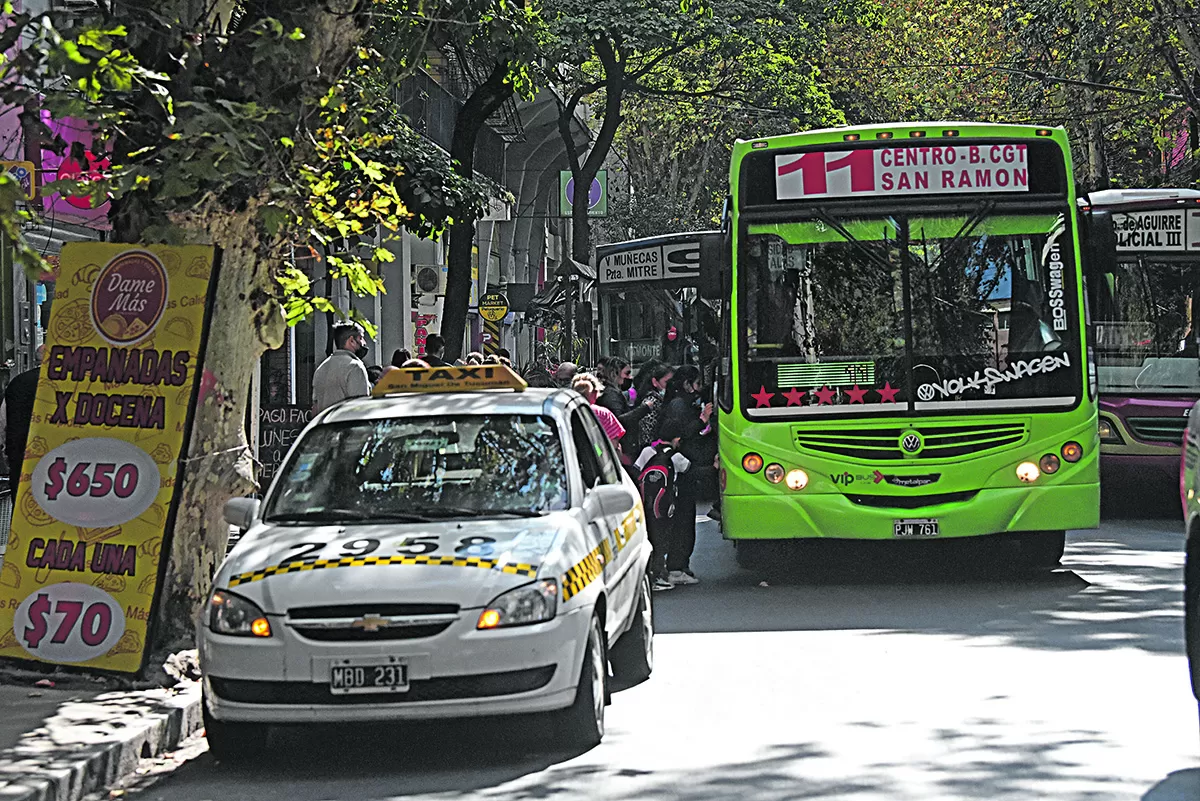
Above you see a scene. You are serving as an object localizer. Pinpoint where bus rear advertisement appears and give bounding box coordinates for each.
[715,123,1099,568]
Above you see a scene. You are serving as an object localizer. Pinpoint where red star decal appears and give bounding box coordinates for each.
[813,385,836,405]
[876,381,900,403]
[782,388,807,406]
[751,386,775,408]
[845,385,868,404]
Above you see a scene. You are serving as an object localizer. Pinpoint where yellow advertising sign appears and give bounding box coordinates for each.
[0,243,216,673]
[371,365,527,396]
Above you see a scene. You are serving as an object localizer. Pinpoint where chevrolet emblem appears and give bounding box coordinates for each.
[350,614,390,632]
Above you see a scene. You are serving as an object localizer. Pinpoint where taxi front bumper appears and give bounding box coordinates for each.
[200,604,592,724]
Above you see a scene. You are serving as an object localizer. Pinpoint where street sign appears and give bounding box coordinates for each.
[479,292,510,322]
[1113,209,1200,252]
[1,160,37,199]
[559,170,608,217]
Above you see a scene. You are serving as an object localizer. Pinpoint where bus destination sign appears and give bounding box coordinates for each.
[775,144,1031,201]
[1113,209,1200,252]
[597,241,700,285]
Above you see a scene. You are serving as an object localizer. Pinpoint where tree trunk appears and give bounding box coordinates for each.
[441,62,514,361]
[149,202,286,663]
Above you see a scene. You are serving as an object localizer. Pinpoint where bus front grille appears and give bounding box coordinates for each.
[1126,417,1187,445]
[794,422,1027,461]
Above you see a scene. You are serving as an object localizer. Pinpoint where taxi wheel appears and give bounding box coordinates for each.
[203,697,268,761]
[558,613,606,750]
[611,573,653,684]
[1015,530,1065,570]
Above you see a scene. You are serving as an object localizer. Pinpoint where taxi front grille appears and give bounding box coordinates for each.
[1126,416,1187,445]
[291,622,453,641]
[794,422,1027,461]
[208,666,557,705]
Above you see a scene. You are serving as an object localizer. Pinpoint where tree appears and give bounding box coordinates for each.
[0,0,491,666]
[438,0,541,360]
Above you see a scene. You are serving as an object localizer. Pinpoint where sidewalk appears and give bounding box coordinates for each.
[0,674,202,801]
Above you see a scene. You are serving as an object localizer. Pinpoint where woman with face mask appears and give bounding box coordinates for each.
[596,358,650,464]
[635,362,675,453]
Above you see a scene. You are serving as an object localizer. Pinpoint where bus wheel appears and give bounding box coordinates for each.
[1016,530,1065,569]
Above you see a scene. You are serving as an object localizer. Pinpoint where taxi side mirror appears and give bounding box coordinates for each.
[224,497,260,529]
[586,484,636,517]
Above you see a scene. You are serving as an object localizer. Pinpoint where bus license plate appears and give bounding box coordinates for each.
[329,659,409,695]
[893,518,939,538]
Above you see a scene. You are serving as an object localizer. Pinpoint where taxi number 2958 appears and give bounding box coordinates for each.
[279,535,497,565]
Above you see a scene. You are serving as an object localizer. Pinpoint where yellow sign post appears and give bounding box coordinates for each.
[0,243,217,673]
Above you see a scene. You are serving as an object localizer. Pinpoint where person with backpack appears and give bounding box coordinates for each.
[635,418,691,592]
[634,362,674,453]
[657,365,714,585]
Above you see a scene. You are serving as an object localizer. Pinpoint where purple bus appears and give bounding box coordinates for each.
[1084,189,1200,499]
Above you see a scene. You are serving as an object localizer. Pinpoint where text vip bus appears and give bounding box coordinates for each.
[1082,189,1200,501]
[713,123,1099,568]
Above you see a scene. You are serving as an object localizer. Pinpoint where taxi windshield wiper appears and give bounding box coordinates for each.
[417,506,547,519]
[266,509,433,524]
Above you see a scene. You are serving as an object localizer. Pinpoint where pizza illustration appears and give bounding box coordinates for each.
[51,299,93,345]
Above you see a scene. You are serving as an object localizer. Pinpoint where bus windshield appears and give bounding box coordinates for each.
[740,212,1083,414]
[1091,257,1200,394]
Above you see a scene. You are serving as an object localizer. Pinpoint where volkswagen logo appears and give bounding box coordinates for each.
[900,432,923,454]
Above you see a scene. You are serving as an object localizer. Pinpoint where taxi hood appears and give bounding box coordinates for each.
[214,515,572,614]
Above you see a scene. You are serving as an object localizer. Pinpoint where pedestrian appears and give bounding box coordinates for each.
[571,373,625,449]
[401,358,430,368]
[2,345,43,495]
[312,322,371,413]
[390,348,411,368]
[657,365,714,585]
[424,334,450,367]
[554,361,578,387]
[631,358,669,406]
[465,351,484,365]
[596,357,650,466]
[634,419,691,591]
[634,362,674,452]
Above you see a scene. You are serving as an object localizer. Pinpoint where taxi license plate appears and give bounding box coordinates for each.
[329,658,409,695]
[893,518,939,538]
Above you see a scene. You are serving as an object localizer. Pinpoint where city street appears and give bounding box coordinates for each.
[108,503,1200,801]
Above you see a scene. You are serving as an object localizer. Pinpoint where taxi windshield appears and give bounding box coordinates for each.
[263,414,568,522]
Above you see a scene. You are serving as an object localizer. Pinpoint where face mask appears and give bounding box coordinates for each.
[621,377,633,391]
[354,344,369,361]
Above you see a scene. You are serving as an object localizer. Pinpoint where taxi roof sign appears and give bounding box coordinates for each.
[372,364,528,396]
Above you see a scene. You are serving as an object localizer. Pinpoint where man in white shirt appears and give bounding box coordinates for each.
[312,323,370,413]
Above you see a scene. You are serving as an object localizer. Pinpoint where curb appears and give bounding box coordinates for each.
[0,681,202,801]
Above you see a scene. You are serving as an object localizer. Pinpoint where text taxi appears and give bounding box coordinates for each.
[199,366,653,756]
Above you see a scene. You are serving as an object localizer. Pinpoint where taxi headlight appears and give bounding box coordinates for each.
[478,579,558,629]
[208,589,272,638]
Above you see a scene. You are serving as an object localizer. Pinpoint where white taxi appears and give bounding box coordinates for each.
[199,365,653,757]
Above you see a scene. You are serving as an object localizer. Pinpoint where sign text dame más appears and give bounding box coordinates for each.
[776,144,1030,200]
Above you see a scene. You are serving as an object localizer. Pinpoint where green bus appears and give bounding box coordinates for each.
[714,122,1099,568]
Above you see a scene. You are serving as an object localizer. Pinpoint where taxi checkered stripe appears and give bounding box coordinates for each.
[228,554,539,587]
[560,506,644,602]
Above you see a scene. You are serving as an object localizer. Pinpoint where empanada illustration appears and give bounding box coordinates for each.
[165,317,195,341]
[137,537,162,559]
[186,257,211,279]
[92,573,126,593]
[1,560,20,589]
[0,626,18,650]
[150,444,173,464]
[26,437,48,459]
[137,573,157,595]
[108,629,142,655]
[101,314,128,338]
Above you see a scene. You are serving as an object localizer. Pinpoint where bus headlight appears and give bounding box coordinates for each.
[785,469,808,490]
[1061,441,1083,462]
[1016,462,1040,483]
[1039,453,1061,474]
[764,463,785,484]
[742,453,764,473]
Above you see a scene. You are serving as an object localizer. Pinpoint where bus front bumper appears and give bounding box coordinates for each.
[722,483,1099,540]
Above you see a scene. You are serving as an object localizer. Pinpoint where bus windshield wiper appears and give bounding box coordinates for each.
[811,208,897,274]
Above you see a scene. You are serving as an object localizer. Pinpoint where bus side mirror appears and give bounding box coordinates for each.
[699,232,728,300]
[1083,209,1118,277]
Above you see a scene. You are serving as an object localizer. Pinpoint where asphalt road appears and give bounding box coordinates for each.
[112,501,1200,801]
